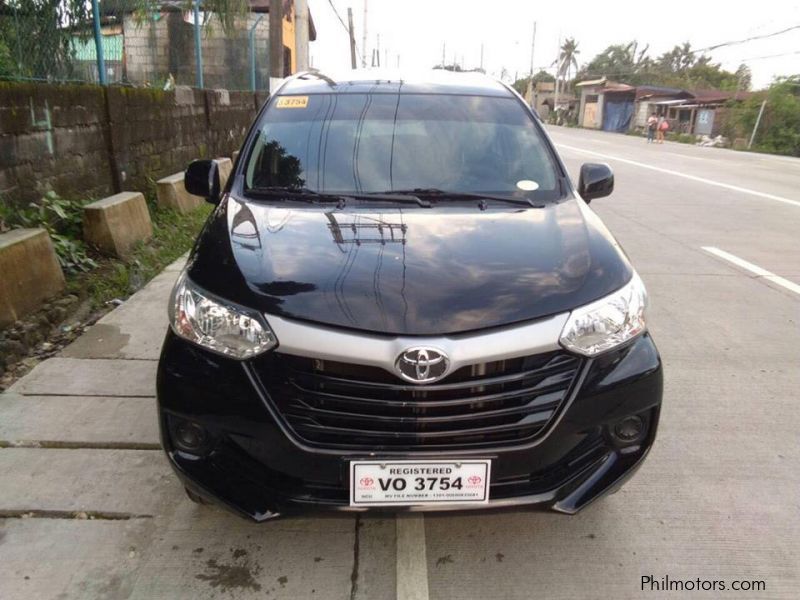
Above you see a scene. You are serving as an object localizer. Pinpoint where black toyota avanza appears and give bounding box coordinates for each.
[157,70,662,521]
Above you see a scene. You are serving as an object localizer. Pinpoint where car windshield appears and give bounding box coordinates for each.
[244,92,562,200]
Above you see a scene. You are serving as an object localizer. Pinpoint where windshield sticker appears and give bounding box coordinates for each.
[516,180,539,191]
[276,96,309,109]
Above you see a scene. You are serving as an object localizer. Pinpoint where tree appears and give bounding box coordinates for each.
[656,42,697,73]
[577,40,742,90]
[757,76,800,156]
[0,0,248,81]
[577,41,650,83]
[124,1,249,36]
[512,69,554,95]
[554,37,580,91]
[0,0,92,80]
[734,64,752,91]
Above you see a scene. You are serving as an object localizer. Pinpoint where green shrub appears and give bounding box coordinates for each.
[721,76,800,157]
[0,191,97,274]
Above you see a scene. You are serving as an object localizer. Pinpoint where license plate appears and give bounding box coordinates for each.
[349,460,491,507]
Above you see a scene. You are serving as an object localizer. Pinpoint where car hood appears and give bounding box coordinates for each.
[188,196,632,336]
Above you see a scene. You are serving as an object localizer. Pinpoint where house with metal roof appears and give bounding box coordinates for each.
[70,0,315,89]
[575,78,636,131]
[576,77,751,136]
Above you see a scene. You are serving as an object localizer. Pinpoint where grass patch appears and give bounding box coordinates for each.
[67,203,213,309]
[667,132,696,145]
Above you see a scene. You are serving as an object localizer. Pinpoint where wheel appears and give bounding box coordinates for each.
[185,486,211,505]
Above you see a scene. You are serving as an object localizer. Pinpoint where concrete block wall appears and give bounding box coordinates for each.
[207,90,260,161]
[0,82,264,208]
[106,86,209,193]
[0,82,115,205]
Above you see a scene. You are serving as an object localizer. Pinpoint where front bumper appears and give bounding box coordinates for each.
[157,331,662,521]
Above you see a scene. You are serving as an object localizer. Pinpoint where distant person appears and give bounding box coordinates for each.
[656,116,670,144]
[646,113,658,143]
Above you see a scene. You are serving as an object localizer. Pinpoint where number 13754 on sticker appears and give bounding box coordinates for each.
[275,96,308,108]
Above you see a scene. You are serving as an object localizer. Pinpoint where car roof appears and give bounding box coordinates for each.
[277,69,514,97]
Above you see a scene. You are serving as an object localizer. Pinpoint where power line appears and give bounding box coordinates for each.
[693,24,800,53]
[326,0,362,63]
[739,50,800,62]
[326,0,350,32]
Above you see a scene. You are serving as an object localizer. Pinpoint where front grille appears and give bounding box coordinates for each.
[252,350,583,450]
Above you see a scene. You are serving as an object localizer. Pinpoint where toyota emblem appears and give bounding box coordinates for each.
[395,347,450,384]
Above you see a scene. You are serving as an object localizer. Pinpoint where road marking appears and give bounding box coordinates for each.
[702,246,800,296]
[396,514,430,600]
[556,143,800,208]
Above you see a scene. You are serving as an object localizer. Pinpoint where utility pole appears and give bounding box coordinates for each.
[376,33,381,67]
[553,35,561,120]
[295,0,309,71]
[269,0,284,78]
[192,0,203,88]
[249,14,265,90]
[441,42,445,66]
[748,100,767,149]
[529,21,537,77]
[90,0,107,85]
[347,7,357,69]
[361,0,368,67]
[480,43,484,71]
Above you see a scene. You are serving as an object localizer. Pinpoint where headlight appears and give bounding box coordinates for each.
[168,272,277,359]
[559,272,647,357]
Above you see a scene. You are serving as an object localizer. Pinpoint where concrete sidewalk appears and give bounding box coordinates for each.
[0,256,387,600]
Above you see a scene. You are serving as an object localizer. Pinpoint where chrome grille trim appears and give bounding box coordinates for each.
[265,312,569,377]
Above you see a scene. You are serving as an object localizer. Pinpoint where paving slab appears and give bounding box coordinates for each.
[0,518,157,600]
[61,255,185,360]
[354,516,397,600]
[0,393,158,446]
[127,505,357,600]
[424,497,798,600]
[8,358,157,397]
[164,252,189,272]
[0,448,177,515]
[61,277,174,360]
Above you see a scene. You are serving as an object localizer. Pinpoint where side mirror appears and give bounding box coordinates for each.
[578,163,614,202]
[185,159,221,205]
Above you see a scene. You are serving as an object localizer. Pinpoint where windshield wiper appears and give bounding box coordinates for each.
[348,192,431,207]
[386,188,545,208]
[246,187,430,208]
[247,186,345,202]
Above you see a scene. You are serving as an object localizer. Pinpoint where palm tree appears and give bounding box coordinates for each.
[555,38,580,93]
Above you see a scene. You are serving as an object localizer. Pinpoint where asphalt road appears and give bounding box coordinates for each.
[1,127,798,599]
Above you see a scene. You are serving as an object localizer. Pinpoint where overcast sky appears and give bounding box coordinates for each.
[306,0,800,89]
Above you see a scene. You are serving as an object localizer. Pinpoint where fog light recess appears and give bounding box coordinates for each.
[173,420,209,454]
[611,415,646,445]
